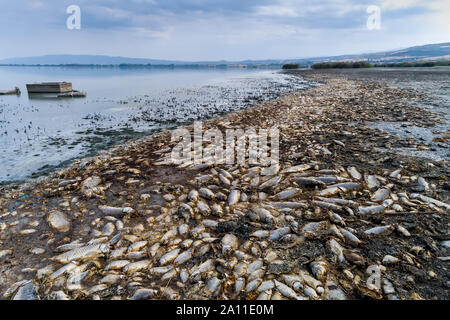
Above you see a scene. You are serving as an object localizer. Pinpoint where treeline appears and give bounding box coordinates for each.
[312,60,450,69]
[312,62,373,69]
[282,63,301,69]
[377,61,450,68]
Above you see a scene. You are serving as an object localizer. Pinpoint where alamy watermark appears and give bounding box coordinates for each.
[66,5,81,30]
[170,122,279,174]
[366,5,381,30]
[64,4,380,32]
[366,265,382,290]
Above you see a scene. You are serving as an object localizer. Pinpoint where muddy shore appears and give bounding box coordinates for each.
[0,70,448,300]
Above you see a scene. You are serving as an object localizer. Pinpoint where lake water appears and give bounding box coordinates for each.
[0,66,312,184]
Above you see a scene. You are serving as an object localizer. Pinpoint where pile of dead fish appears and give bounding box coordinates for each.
[0,75,448,300]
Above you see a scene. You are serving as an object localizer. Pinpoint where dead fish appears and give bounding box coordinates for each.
[100,274,123,285]
[257,290,272,300]
[178,224,189,235]
[218,174,231,186]
[282,275,303,291]
[417,177,430,192]
[148,243,161,257]
[410,194,450,210]
[178,204,194,220]
[364,225,393,236]
[219,169,233,180]
[191,259,215,277]
[259,175,282,189]
[228,189,241,206]
[389,169,402,179]
[329,182,361,192]
[179,269,189,283]
[128,241,147,252]
[173,249,192,265]
[123,260,150,273]
[102,223,115,236]
[202,219,218,228]
[53,243,110,264]
[325,281,347,300]
[328,239,345,263]
[281,164,311,174]
[12,281,38,300]
[98,205,134,216]
[247,260,264,274]
[303,286,318,299]
[396,225,411,237]
[47,211,71,233]
[310,260,327,281]
[205,277,221,296]
[382,255,400,265]
[302,221,329,238]
[161,227,178,244]
[88,284,108,295]
[51,291,71,300]
[270,201,308,209]
[347,167,361,180]
[274,280,305,300]
[340,228,363,245]
[221,234,238,255]
[149,266,173,275]
[269,227,291,241]
[251,206,274,224]
[273,188,301,200]
[199,188,215,200]
[129,288,157,300]
[318,187,339,196]
[314,176,349,184]
[81,176,102,197]
[246,279,263,292]
[365,175,380,190]
[251,230,270,239]
[211,204,223,216]
[188,190,199,202]
[359,205,385,215]
[0,249,13,259]
[49,262,78,280]
[67,270,90,291]
[257,280,275,292]
[105,260,130,271]
[343,249,365,266]
[161,269,178,282]
[371,188,390,202]
[159,249,180,265]
[312,200,342,212]
[299,270,322,289]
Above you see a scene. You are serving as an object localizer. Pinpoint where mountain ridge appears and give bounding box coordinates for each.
[1,42,449,66]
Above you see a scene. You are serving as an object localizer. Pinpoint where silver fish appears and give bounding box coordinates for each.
[53,243,110,264]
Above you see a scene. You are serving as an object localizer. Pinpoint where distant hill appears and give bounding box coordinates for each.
[0,54,186,66]
[1,42,449,66]
[315,42,450,63]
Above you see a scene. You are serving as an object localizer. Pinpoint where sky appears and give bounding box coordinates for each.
[0,0,449,61]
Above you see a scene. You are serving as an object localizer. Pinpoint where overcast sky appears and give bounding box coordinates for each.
[0,0,449,61]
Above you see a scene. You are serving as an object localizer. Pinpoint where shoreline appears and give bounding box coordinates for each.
[0,70,449,300]
[0,68,312,185]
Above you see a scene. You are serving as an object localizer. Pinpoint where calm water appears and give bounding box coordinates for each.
[0,66,312,184]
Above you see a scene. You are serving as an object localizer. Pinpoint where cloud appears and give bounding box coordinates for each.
[254,5,299,17]
[0,0,448,60]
